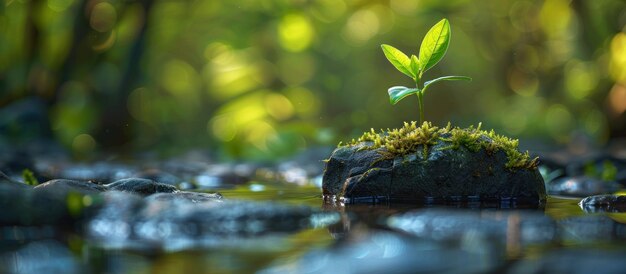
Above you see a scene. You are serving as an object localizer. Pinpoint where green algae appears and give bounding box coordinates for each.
[342,121,538,170]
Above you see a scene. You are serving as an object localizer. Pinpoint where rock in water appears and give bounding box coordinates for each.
[579,194,626,213]
[322,122,546,205]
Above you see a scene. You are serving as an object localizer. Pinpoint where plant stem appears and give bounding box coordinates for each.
[417,91,424,124]
[415,74,423,124]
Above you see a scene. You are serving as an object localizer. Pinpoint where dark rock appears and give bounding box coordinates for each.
[105,178,178,196]
[387,209,556,246]
[261,230,499,274]
[34,179,106,195]
[323,140,546,204]
[0,170,28,187]
[508,249,626,274]
[547,176,620,197]
[579,194,626,213]
[0,180,100,226]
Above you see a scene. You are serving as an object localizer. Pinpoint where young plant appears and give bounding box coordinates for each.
[381,18,471,124]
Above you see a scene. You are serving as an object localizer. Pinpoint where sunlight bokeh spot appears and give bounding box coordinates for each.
[210,115,238,142]
[47,0,74,12]
[284,87,319,118]
[508,68,539,96]
[90,2,117,33]
[265,93,294,121]
[610,32,626,83]
[545,104,573,141]
[539,0,571,37]
[278,13,314,52]
[161,59,200,97]
[389,0,418,16]
[72,133,96,153]
[310,0,346,23]
[608,84,626,116]
[565,60,598,100]
[343,9,380,45]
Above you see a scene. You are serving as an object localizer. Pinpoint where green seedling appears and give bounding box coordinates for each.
[381,18,471,123]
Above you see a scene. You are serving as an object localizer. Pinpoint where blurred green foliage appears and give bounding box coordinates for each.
[1,0,626,159]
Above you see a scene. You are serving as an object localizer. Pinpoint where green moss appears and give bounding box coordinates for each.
[341,121,538,170]
[21,169,39,186]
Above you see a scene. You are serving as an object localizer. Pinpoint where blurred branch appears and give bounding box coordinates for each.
[50,0,89,106]
[94,0,155,148]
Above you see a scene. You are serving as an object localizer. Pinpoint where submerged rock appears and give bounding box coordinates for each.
[579,194,626,213]
[323,122,546,204]
[105,178,178,196]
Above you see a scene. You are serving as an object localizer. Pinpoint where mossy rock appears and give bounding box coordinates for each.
[322,122,546,205]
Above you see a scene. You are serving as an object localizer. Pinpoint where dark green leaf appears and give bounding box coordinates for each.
[422,76,472,93]
[388,86,419,105]
[381,44,415,79]
[418,19,451,73]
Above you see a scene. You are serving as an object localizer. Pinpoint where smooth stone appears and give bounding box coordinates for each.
[105,178,178,196]
[547,176,620,197]
[579,194,626,213]
[34,179,106,195]
[323,138,546,204]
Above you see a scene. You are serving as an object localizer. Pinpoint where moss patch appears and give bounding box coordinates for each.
[342,121,538,170]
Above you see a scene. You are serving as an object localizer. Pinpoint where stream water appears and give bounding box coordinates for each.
[6,179,624,274]
[1,149,626,274]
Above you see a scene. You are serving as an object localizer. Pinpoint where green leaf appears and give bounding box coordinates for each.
[418,18,451,73]
[388,86,419,105]
[422,75,472,93]
[410,55,420,77]
[381,44,415,79]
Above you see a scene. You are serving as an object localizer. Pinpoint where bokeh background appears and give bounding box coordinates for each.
[2,0,626,160]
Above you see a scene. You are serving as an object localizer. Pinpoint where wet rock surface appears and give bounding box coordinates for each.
[323,140,546,204]
[579,194,626,213]
[105,178,178,196]
[34,179,107,195]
